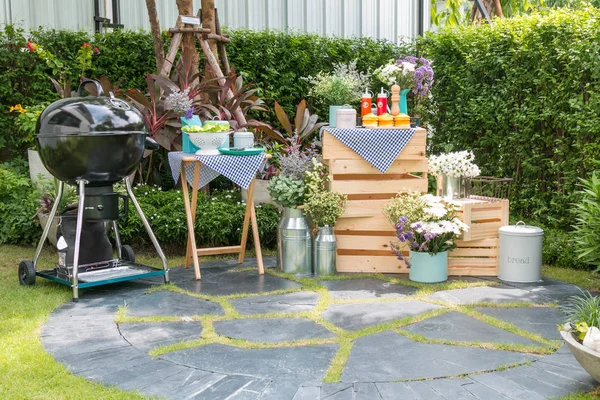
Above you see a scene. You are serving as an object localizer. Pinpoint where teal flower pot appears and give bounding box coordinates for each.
[409,250,448,283]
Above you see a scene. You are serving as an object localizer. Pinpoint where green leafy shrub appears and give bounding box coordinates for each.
[542,227,589,270]
[564,290,600,332]
[572,172,600,272]
[117,185,280,249]
[419,8,600,227]
[0,166,41,245]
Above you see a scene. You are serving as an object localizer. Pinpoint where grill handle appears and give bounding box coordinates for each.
[78,79,104,97]
[118,194,129,220]
[145,137,160,151]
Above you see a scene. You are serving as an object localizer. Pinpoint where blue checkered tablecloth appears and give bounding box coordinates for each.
[168,152,266,190]
[323,127,416,173]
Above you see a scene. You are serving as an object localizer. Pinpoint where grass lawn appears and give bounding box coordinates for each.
[1,243,598,399]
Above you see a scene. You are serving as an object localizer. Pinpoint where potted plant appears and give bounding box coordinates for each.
[384,192,468,283]
[373,56,434,116]
[304,159,347,276]
[561,290,600,382]
[428,150,481,200]
[305,60,370,127]
[267,174,312,275]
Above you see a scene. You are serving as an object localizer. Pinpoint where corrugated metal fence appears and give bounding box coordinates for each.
[1,0,429,43]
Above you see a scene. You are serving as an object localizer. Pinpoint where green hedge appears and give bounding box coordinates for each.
[0,26,407,160]
[419,8,600,227]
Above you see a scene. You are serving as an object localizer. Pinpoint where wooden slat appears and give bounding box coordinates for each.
[448,258,497,267]
[329,159,428,175]
[455,238,498,247]
[337,234,396,251]
[333,173,415,181]
[471,208,504,221]
[468,222,503,241]
[338,249,395,256]
[336,215,396,231]
[448,266,498,276]
[196,245,241,256]
[335,229,395,236]
[322,130,426,161]
[336,255,409,273]
[341,199,392,218]
[449,247,497,257]
[331,177,427,196]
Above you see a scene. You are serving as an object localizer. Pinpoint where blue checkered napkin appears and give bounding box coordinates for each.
[326,128,416,173]
[168,152,266,189]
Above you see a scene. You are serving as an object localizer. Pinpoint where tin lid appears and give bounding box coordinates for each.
[499,221,544,237]
[337,108,356,116]
[234,131,254,137]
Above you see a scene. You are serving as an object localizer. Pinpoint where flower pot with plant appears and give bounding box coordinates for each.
[385,192,468,283]
[374,56,434,117]
[268,175,312,275]
[304,160,347,276]
[428,151,481,200]
[561,290,600,382]
[305,60,370,127]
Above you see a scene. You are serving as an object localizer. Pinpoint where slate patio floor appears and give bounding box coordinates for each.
[41,257,599,399]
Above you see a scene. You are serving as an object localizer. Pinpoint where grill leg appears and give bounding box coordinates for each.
[112,221,122,259]
[124,177,169,283]
[33,180,64,267]
[72,179,88,301]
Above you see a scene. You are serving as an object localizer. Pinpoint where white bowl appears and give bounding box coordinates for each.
[187,131,231,155]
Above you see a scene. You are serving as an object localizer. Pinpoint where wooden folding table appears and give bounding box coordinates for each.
[179,156,267,280]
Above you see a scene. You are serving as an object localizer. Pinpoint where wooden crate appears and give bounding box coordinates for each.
[323,128,427,274]
[323,128,505,276]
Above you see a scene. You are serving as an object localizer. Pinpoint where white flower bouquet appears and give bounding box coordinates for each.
[373,60,414,90]
[428,151,481,178]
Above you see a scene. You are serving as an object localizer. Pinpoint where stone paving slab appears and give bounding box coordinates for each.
[160,343,339,382]
[214,318,334,343]
[322,301,443,331]
[403,311,538,345]
[169,262,300,296]
[341,331,538,382]
[501,278,584,304]
[474,306,565,340]
[428,286,548,305]
[125,290,224,317]
[118,321,203,352]
[320,279,417,300]
[230,291,320,315]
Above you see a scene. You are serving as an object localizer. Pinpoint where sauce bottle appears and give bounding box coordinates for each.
[361,88,373,117]
[376,88,388,116]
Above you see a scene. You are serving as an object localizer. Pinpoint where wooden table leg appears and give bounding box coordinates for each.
[238,178,256,264]
[185,162,201,268]
[181,161,201,280]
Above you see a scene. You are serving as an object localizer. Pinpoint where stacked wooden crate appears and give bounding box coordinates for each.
[322,128,508,276]
[322,128,428,274]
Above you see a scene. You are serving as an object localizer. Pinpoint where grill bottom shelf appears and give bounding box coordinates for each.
[37,261,166,288]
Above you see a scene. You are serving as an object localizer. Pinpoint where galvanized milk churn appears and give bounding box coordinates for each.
[277,207,312,275]
[498,221,544,283]
[314,226,336,276]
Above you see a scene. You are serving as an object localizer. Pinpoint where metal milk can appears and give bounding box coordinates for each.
[277,207,312,275]
[314,225,336,276]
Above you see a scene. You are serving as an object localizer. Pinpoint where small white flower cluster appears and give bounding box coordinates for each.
[165,88,192,116]
[412,219,469,236]
[428,151,481,178]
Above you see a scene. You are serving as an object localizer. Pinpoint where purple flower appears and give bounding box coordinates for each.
[184,107,194,119]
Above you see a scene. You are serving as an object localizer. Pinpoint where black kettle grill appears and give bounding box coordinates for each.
[18,80,169,300]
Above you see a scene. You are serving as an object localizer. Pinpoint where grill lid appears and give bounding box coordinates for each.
[36,80,147,137]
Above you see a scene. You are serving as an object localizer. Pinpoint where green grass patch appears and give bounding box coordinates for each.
[0,244,149,399]
[323,339,354,382]
[543,266,600,292]
[396,329,556,355]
